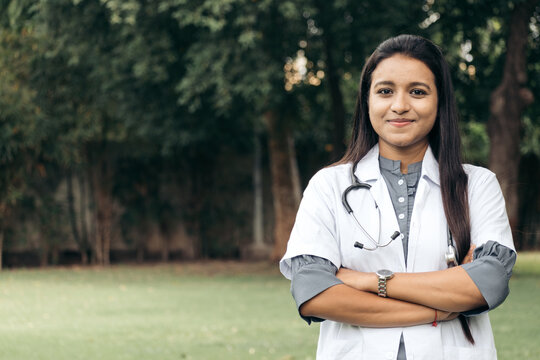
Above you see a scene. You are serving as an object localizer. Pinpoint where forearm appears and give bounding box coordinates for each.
[300,283,442,328]
[342,267,486,312]
[387,267,486,312]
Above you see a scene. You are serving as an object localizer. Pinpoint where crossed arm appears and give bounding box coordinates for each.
[300,283,460,328]
[298,248,484,328]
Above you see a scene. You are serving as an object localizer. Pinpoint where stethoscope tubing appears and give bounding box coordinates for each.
[344,160,459,265]
[342,164,397,251]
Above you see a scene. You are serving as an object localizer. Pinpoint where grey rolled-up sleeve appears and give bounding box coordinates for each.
[461,240,516,316]
[290,255,343,324]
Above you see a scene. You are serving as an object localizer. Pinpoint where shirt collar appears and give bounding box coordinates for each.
[353,144,440,185]
[379,155,423,175]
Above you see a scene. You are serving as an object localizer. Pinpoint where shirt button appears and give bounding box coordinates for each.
[398,179,404,185]
[398,213,405,220]
[398,197,405,203]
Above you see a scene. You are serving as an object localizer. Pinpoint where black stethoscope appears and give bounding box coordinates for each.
[342,161,459,267]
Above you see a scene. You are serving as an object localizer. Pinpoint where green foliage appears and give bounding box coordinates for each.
[521,116,540,156]
[460,121,490,166]
[0,26,45,214]
[0,0,539,258]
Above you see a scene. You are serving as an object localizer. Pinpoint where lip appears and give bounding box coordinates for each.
[387,118,414,127]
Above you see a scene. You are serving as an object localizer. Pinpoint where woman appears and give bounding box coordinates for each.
[279,35,516,360]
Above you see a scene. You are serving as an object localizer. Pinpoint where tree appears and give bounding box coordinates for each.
[427,0,540,248]
[0,26,45,268]
[488,0,538,239]
[166,0,305,260]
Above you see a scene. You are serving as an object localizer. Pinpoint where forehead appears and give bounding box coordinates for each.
[371,54,435,86]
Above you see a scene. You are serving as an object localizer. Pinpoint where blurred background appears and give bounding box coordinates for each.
[0,0,539,269]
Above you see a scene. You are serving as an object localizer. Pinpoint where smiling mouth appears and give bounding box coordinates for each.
[387,119,415,127]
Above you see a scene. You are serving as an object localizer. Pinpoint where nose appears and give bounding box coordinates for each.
[390,93,410,114]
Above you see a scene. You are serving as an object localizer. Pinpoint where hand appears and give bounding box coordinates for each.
[336,267,376,292]
[462,245,476,265]
[436,309,459,322]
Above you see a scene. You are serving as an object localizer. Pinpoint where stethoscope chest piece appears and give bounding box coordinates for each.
[445,244,458,267]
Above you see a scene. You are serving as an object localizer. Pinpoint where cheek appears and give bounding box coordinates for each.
[368,106,381,131]
[415,102,438,130]
[368,98,385,120]
[419,103,437,117]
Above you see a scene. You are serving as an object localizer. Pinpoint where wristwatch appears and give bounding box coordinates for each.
[375,269,394,297]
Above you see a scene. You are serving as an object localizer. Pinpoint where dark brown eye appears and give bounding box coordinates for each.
[411,89,427,96]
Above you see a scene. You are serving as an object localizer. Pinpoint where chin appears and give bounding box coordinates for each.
[381,137,428,151]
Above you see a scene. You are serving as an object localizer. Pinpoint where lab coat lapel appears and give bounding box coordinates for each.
[407,147,443,271]
[354,144,407,271]
[370,178,406,271]
[407,178,430,271]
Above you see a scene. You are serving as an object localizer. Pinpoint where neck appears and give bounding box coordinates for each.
[378,141,428,174]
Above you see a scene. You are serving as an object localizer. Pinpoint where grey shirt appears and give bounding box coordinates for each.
[289,157,516,359]
[379,156,422,265]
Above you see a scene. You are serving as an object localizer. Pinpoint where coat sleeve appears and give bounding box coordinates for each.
[467,166,514,250]
[461,241,516,316]
[461,166,517,316]
[290,255,343,324]
[280,169,342,280]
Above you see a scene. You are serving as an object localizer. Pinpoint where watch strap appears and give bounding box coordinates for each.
[378,277,388,297]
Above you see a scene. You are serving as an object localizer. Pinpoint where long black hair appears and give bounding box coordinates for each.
[339,34,474,343]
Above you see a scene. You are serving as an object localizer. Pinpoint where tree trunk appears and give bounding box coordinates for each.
[243,129,271,260]
[288,134,302,206]
[50,246,59,265]
[91,156,113,266]
[40,240,48,267]
[67,170,82,255]
[86,164,99,265]
[161,240,169,262]
[95,182,112,266]
[488,0,537,248]
[324,33,346,161]
[78,172,89,265]
[137,222,145,263]
[265,111,301,261]
[253,130,265,248]
[160,221,170,262]
[0,228,3,270]
[518,153,540,250]
[315,0,347,161]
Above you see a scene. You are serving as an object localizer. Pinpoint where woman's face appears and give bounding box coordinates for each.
[368,54,438,156]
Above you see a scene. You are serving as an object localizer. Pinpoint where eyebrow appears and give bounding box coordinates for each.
[373,80,432,91]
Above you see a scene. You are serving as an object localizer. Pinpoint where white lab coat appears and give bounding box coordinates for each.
[280,145,514,360]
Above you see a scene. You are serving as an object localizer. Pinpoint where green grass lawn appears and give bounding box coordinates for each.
[0,254,538,360]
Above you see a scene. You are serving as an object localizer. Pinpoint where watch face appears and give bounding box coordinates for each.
[377,269,393,278]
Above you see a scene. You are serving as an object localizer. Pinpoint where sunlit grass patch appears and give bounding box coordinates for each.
[0,255,538,360]
[0,262,318,360]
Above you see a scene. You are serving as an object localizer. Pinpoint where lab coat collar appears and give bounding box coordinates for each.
[421,146,440,186]
[353,144,440,185]
[353,144,381,183]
